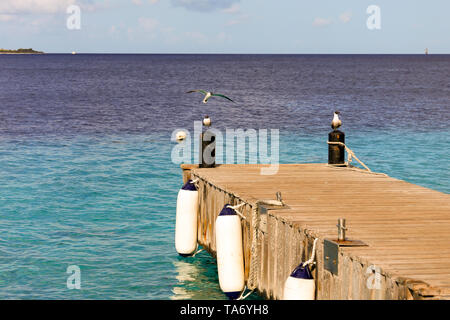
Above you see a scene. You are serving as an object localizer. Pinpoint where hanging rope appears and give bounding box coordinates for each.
[227,203,247,220]
[246,197,284,291]
[247,204,259,290]
[302,238,319,267]
[327,141,372,172]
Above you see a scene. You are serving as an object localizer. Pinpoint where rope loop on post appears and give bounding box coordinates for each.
[227,203,247,220]
[327,141,372,172]
[302,238,319,267]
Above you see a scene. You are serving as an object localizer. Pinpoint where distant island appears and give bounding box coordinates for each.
[0,48,44,54]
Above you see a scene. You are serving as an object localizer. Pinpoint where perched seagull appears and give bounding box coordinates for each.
[203,115,211,127]
[331,111,342,130]
[186,90,234,104]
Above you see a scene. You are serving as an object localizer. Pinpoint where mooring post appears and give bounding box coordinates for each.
[199,115,216,168]
[328,129,345,165]
[328,111,345,165]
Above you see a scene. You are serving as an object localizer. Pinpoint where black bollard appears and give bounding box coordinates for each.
[199,116,216,168]
[328,129,345,165]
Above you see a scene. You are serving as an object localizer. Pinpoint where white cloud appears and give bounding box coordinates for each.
[0,0,82,29]
[171,0,240,12]
[0,0,110,15]
[312,17,332,27]
[339,11,352,23]
[0,0,76,14]
[221,3,240,14]
[132,0,159,5]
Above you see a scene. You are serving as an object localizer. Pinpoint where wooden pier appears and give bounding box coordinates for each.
[181,163,450,300]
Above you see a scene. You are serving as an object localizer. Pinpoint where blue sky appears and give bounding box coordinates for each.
[0,0,449,53]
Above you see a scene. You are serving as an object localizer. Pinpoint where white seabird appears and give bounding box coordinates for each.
[175,130,187,142]
[331,111,342,130]
[186,90,234,104]
[203,115,211,127]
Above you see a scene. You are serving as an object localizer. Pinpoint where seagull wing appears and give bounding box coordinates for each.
[211,93,234,102]
[186,90,208,95]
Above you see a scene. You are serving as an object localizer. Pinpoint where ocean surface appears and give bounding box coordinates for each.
[0,54,449,299]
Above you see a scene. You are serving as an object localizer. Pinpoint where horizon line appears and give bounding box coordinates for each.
[38,52,449,55]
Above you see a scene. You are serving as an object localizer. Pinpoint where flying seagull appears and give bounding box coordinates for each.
[331,111,342,130]
[175,130,187,142]
[186,90,234,104]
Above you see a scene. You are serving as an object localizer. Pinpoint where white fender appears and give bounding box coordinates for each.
[283,263,315,300]
[215,205,245,300]
[175,180,198,256]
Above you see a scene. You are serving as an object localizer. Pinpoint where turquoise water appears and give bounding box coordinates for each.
[282,130,450,193]
[0,130,447,299]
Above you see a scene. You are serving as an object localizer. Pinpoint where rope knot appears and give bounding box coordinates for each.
[227,203,247,220]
